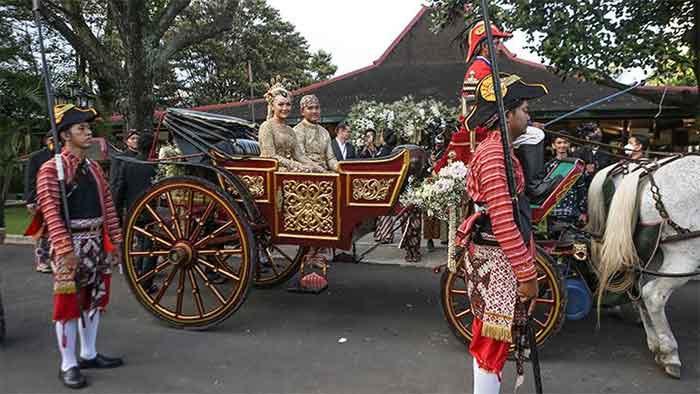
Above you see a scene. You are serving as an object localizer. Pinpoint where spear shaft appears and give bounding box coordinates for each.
[32,0,84,327]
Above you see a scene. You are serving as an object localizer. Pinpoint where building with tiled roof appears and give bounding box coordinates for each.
[194,6,697,149]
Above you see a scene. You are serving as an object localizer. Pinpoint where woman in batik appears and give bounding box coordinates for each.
[258,84,323,172]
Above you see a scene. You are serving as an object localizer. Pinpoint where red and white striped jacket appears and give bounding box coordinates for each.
[31,149,122,257]
[466,131,537,282]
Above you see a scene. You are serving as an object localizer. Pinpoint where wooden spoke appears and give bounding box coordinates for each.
[536,298,555,305]
[187,269,205,318]
[198,249,243,256]
[152,265,180,305]
[175,267,186,317]
[265,248,280,276]
[199,234,241,248]
[193,265,227,305]
[133,226,173,248]
[144,204,177,241]
[194,221,235,248]
[450,289,468,295]
[136,260,172,283]
[164,191,183,239]
[183,189,194,238]
[455,308,472,318]
[189,201,216,242]
[533,317,546,328]
[197,257,241,282]
[270,245,294,263]
[129,251,171,257]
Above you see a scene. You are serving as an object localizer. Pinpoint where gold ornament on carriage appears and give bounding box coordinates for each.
[351,178,394,201]
[228,175,265,198]
[281,180,334,234]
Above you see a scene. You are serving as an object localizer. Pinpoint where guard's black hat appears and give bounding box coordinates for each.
[54,104,99,133]
[466,73,548,131]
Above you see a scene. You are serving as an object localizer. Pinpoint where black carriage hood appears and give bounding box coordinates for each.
[162,108,259,162]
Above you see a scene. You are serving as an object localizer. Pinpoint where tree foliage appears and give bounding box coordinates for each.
[171,0,337,107]
[428,0,698,91]
[5,0,337,133]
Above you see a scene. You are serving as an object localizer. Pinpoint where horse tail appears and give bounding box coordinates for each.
[585,164,616,238]
[595,169,643,313]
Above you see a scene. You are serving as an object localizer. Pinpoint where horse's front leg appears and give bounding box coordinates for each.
[634,299,660,354]
[641,250,695,379]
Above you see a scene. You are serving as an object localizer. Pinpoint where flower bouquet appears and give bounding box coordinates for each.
[400,161,468,220]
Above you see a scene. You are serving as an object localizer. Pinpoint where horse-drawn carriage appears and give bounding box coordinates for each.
[122,109,592,349]
[122,108,426,328]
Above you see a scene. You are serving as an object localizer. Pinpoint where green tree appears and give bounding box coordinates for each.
[429,0,698,111]
[0,9,45,207]
[7,0,337,130]
[172,1,337,106]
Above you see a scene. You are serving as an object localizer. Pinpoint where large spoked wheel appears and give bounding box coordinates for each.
[123,176,255,330]
[254,243,307,288]
[441,247,566,350]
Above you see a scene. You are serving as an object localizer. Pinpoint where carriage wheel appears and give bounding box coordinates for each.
[253,244,308,288]
[441,248,566,350]
[123,176,255,330]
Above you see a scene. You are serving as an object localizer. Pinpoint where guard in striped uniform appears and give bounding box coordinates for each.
[26,105,124,389]
[456,74,548,394]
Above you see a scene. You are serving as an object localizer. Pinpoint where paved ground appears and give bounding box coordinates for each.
[1,244,698,394]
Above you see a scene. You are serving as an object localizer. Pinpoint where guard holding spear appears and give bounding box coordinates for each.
[26,0,124,389]
[453,1,547,393]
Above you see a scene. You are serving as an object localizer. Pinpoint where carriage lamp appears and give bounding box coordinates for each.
[75,86,96,108]
[54,88,72,106]
[57,81,96,108]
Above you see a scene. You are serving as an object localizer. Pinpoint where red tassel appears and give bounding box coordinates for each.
[103,227,114,253]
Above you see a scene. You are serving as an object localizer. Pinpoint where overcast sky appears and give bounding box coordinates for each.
[266,0,642,83]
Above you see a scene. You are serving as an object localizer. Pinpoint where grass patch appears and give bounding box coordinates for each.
[4,206,31,235]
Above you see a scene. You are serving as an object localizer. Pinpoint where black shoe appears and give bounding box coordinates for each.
[78,354,124,369]
[58,367,87,389]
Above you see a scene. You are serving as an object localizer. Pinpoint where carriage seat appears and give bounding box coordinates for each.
[213,139,260,156]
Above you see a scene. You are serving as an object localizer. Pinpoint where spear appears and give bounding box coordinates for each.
[478,0,543,393]
[32,0,84,327]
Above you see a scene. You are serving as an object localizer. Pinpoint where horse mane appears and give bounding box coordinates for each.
[594,166,646,315]
[585,164,617,237]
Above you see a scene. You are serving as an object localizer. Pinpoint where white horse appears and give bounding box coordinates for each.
[587,155,700,379]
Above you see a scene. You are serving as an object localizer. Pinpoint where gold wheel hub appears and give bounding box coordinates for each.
[169,241,195,267]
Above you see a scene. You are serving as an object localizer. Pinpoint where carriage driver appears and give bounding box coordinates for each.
[26,104,124,389]
[455,73,548,394]
[293,95,338,171]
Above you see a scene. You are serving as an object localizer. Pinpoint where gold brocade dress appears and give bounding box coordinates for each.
[258,120,318,172]
[293,120,338,171]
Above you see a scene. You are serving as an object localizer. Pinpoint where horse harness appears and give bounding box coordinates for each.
[628,155,700,278]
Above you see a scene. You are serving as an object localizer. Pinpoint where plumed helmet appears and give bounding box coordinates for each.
[465,20,512,63]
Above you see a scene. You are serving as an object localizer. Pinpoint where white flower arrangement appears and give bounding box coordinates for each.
[346,96,455,147]
[400,161,468,220]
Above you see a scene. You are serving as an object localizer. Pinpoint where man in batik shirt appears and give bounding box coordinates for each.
[456,73,548,394]
[293,95,337,171]
[545,134,588,238]
[27,104,124,389]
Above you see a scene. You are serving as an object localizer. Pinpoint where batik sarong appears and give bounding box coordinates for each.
[52,218,114,322]
[466,242,524,373]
